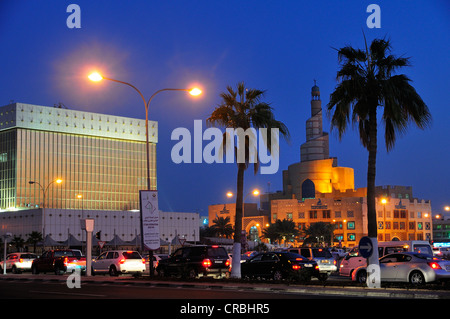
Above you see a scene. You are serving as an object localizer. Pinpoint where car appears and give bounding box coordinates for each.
[339,247,365,277]
[91,250,146,276]
[144,253,161,274]
[31,249,86,275]
[241,251,258,263]
[340,241,434,278]
[352,252,450,285]
[295,248,337,280]
[0,253,38,273]
[241,251,320,281]
[433,247,450,260]
[156,245,230,278]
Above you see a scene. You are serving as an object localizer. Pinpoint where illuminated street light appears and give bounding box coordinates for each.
[88,72,103,82]
[28,178,63,239]
[189,88,202,96]
[88,71,202,276]
[88,71,202,190]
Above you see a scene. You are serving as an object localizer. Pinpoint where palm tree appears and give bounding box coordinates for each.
[207,82,290,278]
[211,216,234,238]
[302,222,335,246]
[26,231,43,253]
[327,37,431,285]
[262,223,282,245]
[273,219,300,246]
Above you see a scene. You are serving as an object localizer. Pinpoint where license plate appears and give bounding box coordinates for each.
[321,260,329,264]
[305,264,313,267]
[215,260,223,264]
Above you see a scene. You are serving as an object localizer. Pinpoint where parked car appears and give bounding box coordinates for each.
[352,252,450,285]
[339,247,365,277]
[433,247,450,260]
[144,253,161,274]
[156,245,230,278]
[241,251,320,281]
[340,240,434,278]
[32,249,86,275]
[91,250,145,276]
[291,248,337,280]
[241,251,258,263]
[0,253,37,273]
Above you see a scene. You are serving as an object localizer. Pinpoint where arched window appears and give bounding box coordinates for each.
[302,179,315,199]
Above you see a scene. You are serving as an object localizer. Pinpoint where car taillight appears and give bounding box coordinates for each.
[315,265,320,270]
[428,262,442,270]
[119,258,126,264]
[292,264,301,270]
[202,259,212,268]
[225,259,230,267]
[19,258,23,263]
[64,257,68,266]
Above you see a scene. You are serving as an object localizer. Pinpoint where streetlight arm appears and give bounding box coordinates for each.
[147,88,191,109]
[102,77,147,108]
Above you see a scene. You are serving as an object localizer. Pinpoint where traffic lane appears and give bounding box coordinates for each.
[0,280,342,299]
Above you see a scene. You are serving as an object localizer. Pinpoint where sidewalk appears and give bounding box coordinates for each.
[1,273,449,299]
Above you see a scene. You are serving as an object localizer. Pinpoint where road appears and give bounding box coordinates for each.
[0,278,348,299]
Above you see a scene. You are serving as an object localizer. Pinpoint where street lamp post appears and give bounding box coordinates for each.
[88,72,201,276]
[28,179,63,240]
[88,72,201,191]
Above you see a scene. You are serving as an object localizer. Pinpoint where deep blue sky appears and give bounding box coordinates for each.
[1,1,449,217]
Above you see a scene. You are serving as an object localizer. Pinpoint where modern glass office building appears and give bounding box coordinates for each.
[0,102,158,212]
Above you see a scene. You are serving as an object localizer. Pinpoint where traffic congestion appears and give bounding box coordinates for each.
[2,240,450,289]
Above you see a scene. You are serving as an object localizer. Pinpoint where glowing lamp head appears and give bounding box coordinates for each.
[56,179,63,184]
[189,88,202,96]
[88,72,103,82]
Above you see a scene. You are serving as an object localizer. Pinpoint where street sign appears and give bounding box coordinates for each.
[358,236,373,258]
[140,190,160,250]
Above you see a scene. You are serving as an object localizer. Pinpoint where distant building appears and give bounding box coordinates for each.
[0,102,157,212]
[0,102,199,249]
[209,83,433,247]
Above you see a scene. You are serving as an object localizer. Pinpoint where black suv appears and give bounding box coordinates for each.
[156,245,230,278]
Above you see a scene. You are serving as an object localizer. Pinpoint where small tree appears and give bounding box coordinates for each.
[26,231,43,253]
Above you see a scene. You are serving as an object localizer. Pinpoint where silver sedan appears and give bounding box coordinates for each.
[353,252,450,285]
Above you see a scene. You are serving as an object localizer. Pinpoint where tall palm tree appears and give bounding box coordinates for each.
[207,82,289,278]
[327,37,431,285]
[211,216,234,238]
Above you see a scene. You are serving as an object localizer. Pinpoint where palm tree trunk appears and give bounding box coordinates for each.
[367,106,378,238]
[231,162,246,278]
[366,105,381,288]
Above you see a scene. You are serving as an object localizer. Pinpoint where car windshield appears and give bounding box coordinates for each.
[312,249,332,258]
[54,251,75,257]
[20,254,37,259]
[122,251,142,259]
[207,247,228,258]
[414,245,432,255]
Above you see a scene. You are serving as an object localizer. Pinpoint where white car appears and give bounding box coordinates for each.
[91,250,146,276]
[0,253,38,273]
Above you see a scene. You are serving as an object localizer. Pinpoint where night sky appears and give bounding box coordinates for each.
[1,1,449,218]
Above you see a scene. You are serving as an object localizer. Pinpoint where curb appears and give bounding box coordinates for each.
[1,274,449,299]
